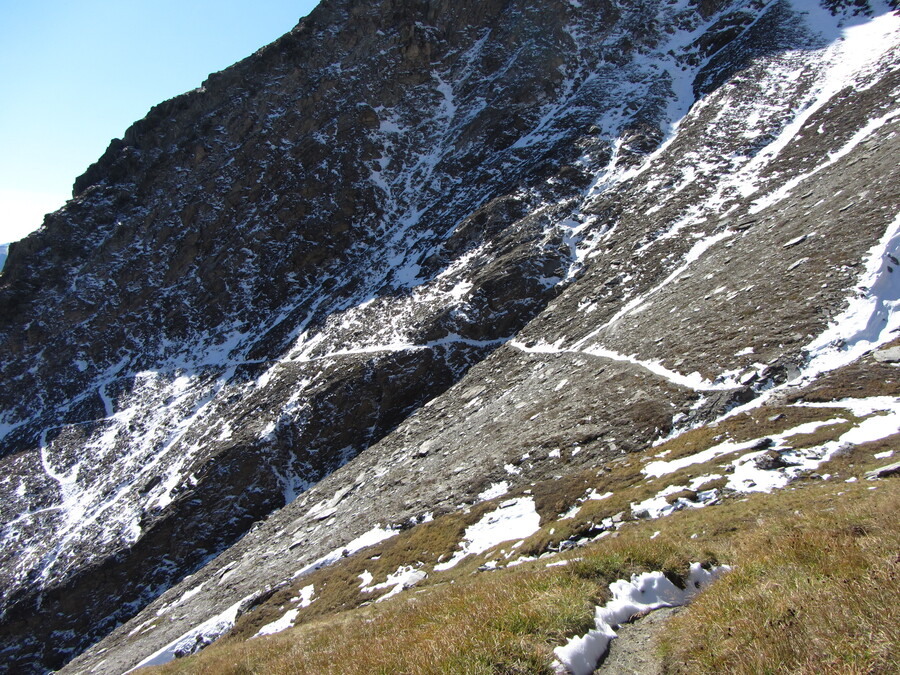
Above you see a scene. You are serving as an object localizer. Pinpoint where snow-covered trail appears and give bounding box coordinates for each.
[553,564,731,675]
[508,339,734,393]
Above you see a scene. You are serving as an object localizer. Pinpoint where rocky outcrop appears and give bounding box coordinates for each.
[1,0,899,672]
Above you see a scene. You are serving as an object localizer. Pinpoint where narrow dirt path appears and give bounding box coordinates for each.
[595,606,682,674]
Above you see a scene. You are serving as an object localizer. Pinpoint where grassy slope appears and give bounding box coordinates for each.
[145,351,900,675]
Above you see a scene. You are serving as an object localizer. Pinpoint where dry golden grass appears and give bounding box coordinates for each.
[510,403,868,563]
[230,503,493,639]
[148,560,600,675]
[142,385,900,675]
[660,481,900,674]
[148,467,900,675]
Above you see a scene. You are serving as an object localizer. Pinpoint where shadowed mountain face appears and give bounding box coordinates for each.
[1,0,898,671]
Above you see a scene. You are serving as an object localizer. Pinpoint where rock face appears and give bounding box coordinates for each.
[1,0,899,672]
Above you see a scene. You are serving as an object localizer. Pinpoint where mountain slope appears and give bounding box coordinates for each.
[1,0,899,672]
[113,374,900,674]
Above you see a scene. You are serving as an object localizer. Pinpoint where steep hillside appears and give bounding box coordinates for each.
[117,357,900,674]
[1,0,899,672]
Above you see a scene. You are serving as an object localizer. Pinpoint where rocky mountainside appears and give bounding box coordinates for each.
[1,0,899,672]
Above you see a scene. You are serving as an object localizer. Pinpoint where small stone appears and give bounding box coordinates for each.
[751,437,775,451]
[873,347,900,363]
[831,442,854,457]
[865,461,900,480]
[754,450,787,471]
[782,234,807,248]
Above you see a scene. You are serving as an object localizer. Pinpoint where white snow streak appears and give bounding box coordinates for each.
[291,525,400,579]
[127,593,257,672]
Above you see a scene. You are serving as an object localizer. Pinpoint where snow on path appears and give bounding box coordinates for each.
[286,333,509,365]
[509,338,733,392]
[582,345,731,392]
[553,563,731,675]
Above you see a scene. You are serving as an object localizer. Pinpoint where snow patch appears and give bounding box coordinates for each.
[803,213,900,377]
[478,481,510,502]
[254,609,300,637]
[434,497,541,571]
[293,584,315,608]
[360,565,428,602]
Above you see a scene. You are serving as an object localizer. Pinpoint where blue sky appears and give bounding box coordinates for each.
[0,1,320,244]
